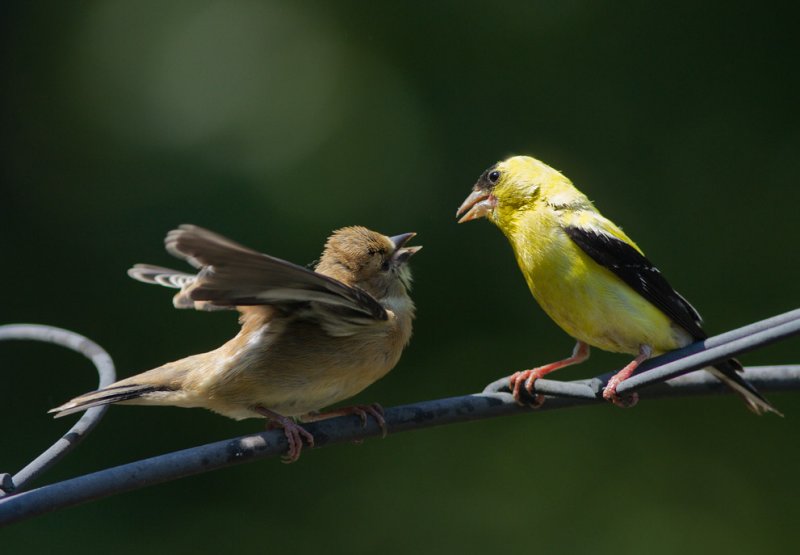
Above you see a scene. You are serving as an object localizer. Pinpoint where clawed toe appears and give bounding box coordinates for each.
[280,421,315,463]
[363,404,388,438]
[254,405,315,463]
[300,403,388,439]
[346,404,387,437]
[602,388,639,409]
[509,370,546,408]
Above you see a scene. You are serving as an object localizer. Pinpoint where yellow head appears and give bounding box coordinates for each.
[456,155,590,226]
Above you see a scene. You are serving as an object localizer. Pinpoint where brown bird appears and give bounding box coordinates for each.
[51,224,421,461]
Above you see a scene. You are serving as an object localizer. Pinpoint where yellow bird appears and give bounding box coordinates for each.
[456,155,778,414]
[51,225,421,461]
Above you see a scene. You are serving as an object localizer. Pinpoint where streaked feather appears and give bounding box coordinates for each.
[163,225,387,320]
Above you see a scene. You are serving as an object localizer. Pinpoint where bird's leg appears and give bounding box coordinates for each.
[253,405,315,463]
[301,403,387,438]
[602,344,653,408]
[509,341,591,407]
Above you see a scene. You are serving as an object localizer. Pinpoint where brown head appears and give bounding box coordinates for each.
[315,226,421,299]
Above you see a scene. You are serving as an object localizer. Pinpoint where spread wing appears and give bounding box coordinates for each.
[129,225,387,321]
[563,225,705,340]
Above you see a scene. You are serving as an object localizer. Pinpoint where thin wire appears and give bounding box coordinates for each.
[1,364,798,527]
[617,315,800,394]
[0,325,116,497]
[1,309,798,525]
[482,308,800,399]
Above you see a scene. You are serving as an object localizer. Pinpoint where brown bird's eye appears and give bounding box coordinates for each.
[380,260,391,271]
[488,170,501,183]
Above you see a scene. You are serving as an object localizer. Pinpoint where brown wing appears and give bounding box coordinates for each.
[132,225,387,320]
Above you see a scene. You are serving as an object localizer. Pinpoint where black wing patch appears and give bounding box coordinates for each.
[564,226,706,340]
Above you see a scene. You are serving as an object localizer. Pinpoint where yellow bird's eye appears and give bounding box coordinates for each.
[488,170,501,183]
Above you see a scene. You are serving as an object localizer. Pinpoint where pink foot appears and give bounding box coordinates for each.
[602,386,640,408]
[254,406,315,463]
[347,404,388,437]
[507,341,591,408]
[303,403,388,438]
[601,345,651,409]
[509,370,546,408]
[280,420,315,463]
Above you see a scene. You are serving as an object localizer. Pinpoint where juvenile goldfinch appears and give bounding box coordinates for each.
[51,224,421,461]
[457,155,778,414]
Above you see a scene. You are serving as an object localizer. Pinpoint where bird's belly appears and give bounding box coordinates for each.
[523,247,686,355]
[252,362,392,417]
[205,331,403,419]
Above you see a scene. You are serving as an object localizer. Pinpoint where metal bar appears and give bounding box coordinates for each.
[1,365,798,527]
[0,325,116,496]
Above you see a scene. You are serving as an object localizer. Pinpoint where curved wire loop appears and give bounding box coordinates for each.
[0,310,798,525]
[0,324,116,497]
[483,308,800,400]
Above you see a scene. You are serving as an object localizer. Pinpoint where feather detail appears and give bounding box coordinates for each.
[563,224,705,339]
[49,383,176,418]
[706,360,782,416]
[127,264,196,289]
[164,225,388,320]
[52,223,419,436]
[459,154,779,415]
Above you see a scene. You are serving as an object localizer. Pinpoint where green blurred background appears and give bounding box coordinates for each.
[2,1,799,552]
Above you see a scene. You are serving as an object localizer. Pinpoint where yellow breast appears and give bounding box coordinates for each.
[501,208,687,356]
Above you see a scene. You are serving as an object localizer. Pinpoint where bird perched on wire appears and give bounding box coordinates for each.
[51,224,422,461]
[456,155,779,415]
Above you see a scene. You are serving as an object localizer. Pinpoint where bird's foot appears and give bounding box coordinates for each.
[509,370,546,408]
[254,406,315,463]
[345,403,387,437]
[602,385,639,409]
[280,420,315,463]
[302,403,388,438]
[602,347,649,409]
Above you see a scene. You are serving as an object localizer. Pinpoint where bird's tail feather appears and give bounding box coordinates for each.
[128,263,231,311]
[127,264,196,289]
[49,383,174,418]
[708,359,782,416]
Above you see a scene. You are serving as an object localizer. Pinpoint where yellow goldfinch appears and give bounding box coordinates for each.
[456,155,778,414]
[51,225,421,461]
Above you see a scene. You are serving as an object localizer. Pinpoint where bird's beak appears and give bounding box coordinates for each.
[456,189,496,223]
[390,232,416,249]
[390,232,422,264]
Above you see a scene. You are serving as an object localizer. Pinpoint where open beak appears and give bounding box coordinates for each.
[390,232,422,264]
[456,189,496,223]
